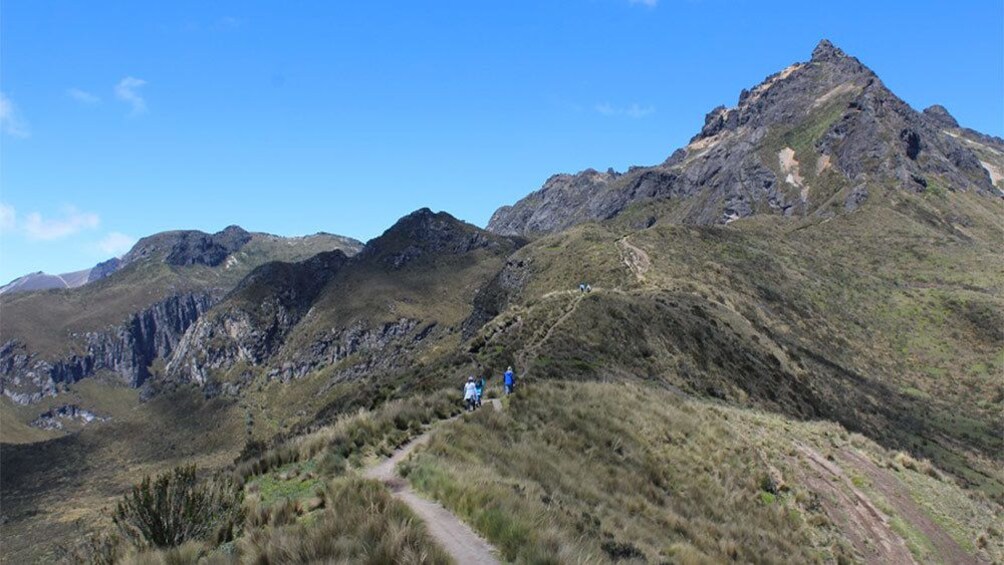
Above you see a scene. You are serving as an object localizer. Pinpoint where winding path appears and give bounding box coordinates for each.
[517,292,585,379]
[364,415,501,564]
[616,237,651,283]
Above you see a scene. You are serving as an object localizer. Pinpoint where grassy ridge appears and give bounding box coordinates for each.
[464,186,1003,500]
[403,381,1003,563]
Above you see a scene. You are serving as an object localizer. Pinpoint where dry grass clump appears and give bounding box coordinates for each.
[238,477,450,564]
[66,392,464,564]
[890,451,943,479]
[402,380,1003,563]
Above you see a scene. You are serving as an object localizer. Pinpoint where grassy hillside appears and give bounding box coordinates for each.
[462,187,1004,502]
[404,381,1003,563]
[0,385,244,563]
[3,183,1001,563]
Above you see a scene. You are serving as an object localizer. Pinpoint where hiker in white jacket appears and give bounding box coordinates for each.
[463,376,478,412]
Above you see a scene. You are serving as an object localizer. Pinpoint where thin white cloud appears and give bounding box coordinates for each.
[219,16,243,29]
[97,232,136,255]
[594,102,655,118]
[625,103,655,118]
[0,92,30,137]
[0,203,15,231]
[67,88,101,105]
[22,206,100,241]
[115,77,148,115]
[628,0,658,6]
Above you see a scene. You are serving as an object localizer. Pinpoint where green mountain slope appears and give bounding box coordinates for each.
[2,40,1002,564]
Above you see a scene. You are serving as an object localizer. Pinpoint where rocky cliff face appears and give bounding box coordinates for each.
[0,292,213,404]
[166,251,350,384]
[488,40,1003,237]
[268,317,434,384]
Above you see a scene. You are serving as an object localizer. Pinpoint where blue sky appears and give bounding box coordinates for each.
[1,1,1002,281]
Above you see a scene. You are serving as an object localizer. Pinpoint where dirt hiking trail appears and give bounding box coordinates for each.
[617,237,651,283]
[796,445,916,564]
[838,449,976,565]
[364,417,501,564]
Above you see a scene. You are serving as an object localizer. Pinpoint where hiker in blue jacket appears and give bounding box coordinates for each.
[503,366,516,395]
[474,376,486,407]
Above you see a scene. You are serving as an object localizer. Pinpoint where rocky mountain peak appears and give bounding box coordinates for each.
[810,39,846,62]
[123,226,253,267]
[364,209,513,269]
[922,104,961,129]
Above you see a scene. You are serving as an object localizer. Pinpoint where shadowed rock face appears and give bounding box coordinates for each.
[360,208,511,268]
[165,250,351,384]
[488,39,1002,237]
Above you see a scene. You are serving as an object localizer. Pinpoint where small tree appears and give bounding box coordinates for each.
[113,465,243,548]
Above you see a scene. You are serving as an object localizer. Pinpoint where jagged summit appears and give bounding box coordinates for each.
[922,104,960,129]
[362,208,514,269]
[488,39,1004,237]
[810,38,846,62]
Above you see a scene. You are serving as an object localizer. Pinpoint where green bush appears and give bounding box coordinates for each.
[113,465,244,548]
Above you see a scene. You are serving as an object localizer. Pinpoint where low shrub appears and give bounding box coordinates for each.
[113,465,244,549]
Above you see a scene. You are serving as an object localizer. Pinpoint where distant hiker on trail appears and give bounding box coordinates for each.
[504,366,516,395]
[579,283,586,293]
[475,376,486,408]
[585,283,592,293]
[464,377,478,411]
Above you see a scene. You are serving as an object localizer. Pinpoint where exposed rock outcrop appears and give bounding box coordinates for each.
[87,257,122,282]
[124,225,252,267]
[166,251,350,384]
[273,318,434,384]
[461,257,533,339]
[165,209,520,392]
[0,292,213,404]
[29,404,108,430]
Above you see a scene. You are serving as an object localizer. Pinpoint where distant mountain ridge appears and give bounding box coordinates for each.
[0,258,121,295]
[488,39,1004,237]
[0,227,362,295]
[0,226,363,403]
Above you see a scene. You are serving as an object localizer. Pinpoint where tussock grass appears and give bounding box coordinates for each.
[470,187,1004,500]
[237,477,450,564]
[73,478,449,564]
[404,382,819,562]
[67,387,469,564]
[234,389,462,484]
[403,381,1002,563]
